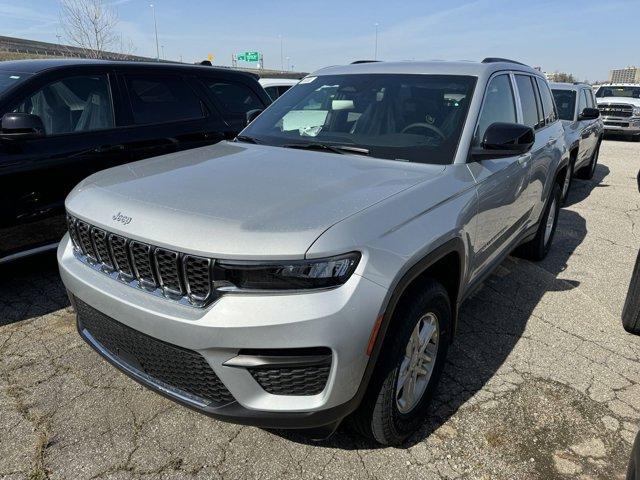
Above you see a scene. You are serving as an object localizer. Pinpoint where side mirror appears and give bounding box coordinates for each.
[578,107,600,120]
[0,113,45,140]
[471,122,535,160]
[245,109,264,126]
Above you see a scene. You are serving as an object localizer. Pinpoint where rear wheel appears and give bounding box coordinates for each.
[515,182,561,261]
[351,279,451,445]
[561,157,574,205]
[577,142,600,180]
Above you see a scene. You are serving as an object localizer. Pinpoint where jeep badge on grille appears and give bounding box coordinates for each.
[112,212,132,225]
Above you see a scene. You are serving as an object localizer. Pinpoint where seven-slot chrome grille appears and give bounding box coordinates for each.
[66,214,213,307]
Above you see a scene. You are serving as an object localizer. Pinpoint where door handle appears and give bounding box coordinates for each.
[546,137,558,147]
[518,153,532,165]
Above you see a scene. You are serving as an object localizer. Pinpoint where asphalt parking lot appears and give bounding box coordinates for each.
[1,139,639,480]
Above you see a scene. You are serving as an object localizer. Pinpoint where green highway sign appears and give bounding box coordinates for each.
[236,51,260,62]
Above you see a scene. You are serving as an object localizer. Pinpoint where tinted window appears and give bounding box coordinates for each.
[242,74,476,165]
[265,86,279,100]
[203,80,264,128]
[585,89,595,108]
[596,86,640,98]
[278,85,292,97]
[552,89,576,121]
[13,74,113,135]
[535,78,557,124]
[475,74,516,145]
[516,75,541,128]
[125,74,204,125]
[0,71,32,95]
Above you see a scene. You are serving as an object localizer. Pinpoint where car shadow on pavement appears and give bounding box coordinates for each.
[277,191,597,450]
[0,251,69,326]
[564,163,610,207]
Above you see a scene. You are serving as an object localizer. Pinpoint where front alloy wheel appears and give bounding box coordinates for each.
[396,313,439,414]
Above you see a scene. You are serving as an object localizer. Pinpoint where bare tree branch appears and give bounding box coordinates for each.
[59,0,119,59]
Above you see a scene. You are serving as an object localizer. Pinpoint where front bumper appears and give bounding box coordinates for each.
[601,116,640,135]
[58,235,387,429]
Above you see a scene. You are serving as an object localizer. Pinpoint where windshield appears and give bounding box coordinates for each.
[0,71,32,96]
[596,86,640,99]
[552,89,576,121]
[241,74,476,164]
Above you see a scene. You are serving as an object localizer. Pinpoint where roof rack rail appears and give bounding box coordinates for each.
[481,57,527,66]
[351,60,381,64]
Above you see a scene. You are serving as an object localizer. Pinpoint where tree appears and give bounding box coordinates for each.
[60,0,118,59]
[550,71,577,83]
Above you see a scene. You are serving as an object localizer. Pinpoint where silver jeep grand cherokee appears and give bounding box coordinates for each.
[58,58,569,445]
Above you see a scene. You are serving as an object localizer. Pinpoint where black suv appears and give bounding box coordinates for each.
[0,59,271,263]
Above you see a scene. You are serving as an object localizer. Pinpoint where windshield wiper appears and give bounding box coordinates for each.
[281,143,369,156]
[235,135,260,144]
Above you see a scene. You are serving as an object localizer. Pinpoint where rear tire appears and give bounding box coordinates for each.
[351,279,451,445]
[515,182,561,261]
[561,157,574,205]
[622,251,640,334]
[576,142,600,180]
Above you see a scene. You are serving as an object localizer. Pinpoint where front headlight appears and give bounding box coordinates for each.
[633,106,640,117]
[214,252,361,291]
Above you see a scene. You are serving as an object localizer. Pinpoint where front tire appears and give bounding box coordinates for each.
[351,279,451,445]
[622,251,640,334]
[516,182,562,261]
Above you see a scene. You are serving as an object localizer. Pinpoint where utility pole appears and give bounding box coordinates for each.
[150,4,160,61]
[374,23,379,60]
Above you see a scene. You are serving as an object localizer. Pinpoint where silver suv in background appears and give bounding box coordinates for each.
[551,82,603,200]
[59,58,569,445]
[595,83,640,140]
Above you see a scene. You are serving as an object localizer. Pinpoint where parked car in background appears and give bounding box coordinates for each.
[551,82,603,200]
[595,83,640,140]
[0,59,271,264]
[258,78,299,100]
[59,58,569,445]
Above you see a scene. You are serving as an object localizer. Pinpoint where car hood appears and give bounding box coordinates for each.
[67,142,444,259]
[597,96,640,107]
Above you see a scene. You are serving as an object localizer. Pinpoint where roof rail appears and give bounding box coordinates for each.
[481,57,528,66]
[351,60,381,64]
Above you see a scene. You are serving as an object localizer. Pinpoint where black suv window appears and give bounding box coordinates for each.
[124,74,205,125]
[552,89,577,121]
[202,79,263,127]
[475,74,516,145]
[516,75,541,129]
[578,89,588,114]
[13,74,114,135]
[535,77,557,125]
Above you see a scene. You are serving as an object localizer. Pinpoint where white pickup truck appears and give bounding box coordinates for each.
[595,84,640,140]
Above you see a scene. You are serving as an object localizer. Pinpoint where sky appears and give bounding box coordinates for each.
[1,0,637,82]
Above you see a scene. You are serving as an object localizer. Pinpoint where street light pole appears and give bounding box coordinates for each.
[150,4,160,61]
[374,22,379,60]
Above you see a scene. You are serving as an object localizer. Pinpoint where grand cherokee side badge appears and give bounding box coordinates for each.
[112,212,132,225]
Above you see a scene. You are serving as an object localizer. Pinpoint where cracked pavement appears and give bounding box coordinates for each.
[1,139,640,479]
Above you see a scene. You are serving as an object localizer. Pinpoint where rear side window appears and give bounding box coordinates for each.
[264,86,279,101]
[13,74,114,135]
[515,75,541,128]
[475,74,516,145]
[535,78,557,124]
[585,89,595,108]
[124,74,205,125]
[202,79,264,128]
[552,89,577,121]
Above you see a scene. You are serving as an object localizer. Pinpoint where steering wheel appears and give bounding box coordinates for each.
[401,122,446,141]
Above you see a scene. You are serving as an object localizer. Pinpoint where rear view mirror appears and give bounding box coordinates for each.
[0,113,45,140]
[245,109,264,126]
[471,122,535,160]
[578,107,600,120]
